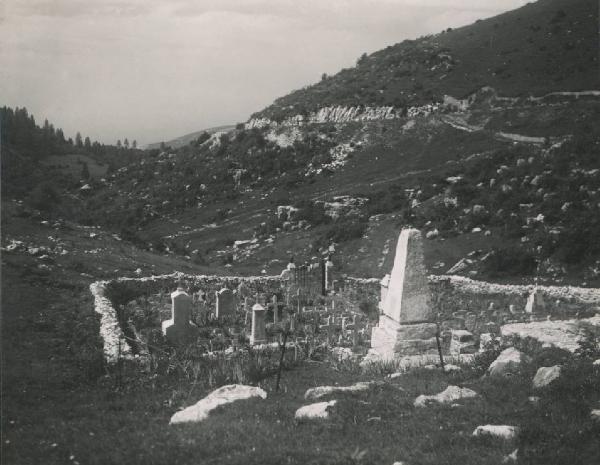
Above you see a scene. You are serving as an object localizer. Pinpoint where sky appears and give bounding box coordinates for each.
[1,0,527,146]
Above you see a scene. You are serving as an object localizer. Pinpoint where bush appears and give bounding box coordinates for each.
[324,220,367,243]
[482,246,537,278]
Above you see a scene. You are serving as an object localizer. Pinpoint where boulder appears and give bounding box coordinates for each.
[295,400,337,420]
[170,384,267,424]
[488,348,528,377]
[414,385,478,407]
[472,425,519,441]
[532,365,561,389]
[304,382,374,401]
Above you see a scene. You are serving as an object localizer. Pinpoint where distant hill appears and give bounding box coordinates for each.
[253,0,598,121]
[146,125,236,150]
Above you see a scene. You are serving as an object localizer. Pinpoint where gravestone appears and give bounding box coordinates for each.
[525,288,546,315]
[162,287,197,345]
[370,229,438,356]
[250,303,267,345]
[216,288,235,319]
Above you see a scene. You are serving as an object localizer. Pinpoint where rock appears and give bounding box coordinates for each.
[444,364,461,372]
[472,425,519,441]
[502,449,518,463]
[414,385,478,407]
[304,382,373,400]
[488,348,527,377]
[295,400,337,420]
[528,396,541,405]
[425,229,439,239]
[170,385,267,424]
[591,409,600,422]
[593,359,600,366]
[532,365,561,389]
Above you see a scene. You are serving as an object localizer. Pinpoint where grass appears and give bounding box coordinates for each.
[2,203,599,464]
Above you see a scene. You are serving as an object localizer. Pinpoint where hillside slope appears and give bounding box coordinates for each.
[253,0,598,121]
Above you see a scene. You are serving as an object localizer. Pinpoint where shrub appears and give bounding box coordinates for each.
[482,246,537,278]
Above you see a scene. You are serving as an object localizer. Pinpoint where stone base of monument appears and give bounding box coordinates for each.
[370,315,438,356]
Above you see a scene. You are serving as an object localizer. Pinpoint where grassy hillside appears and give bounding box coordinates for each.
[146,125,237,150]
[253,0,598,121]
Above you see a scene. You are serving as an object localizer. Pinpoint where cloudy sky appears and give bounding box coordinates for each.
[1,0,526,146]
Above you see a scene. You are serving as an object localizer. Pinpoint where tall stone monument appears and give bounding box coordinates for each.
[162,287,197,345]
[370,229,438,356]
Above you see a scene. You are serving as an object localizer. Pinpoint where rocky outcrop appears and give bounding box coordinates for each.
[245,103,440,129]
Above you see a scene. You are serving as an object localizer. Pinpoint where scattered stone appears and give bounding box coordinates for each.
[488,348,528,377]
[295,400,337,420]
[414,385,478,407]
[305,382,374,401]
[532,365,561,389]
[472,425,519,441]
[502,449,518,463]
[170,384,267,424]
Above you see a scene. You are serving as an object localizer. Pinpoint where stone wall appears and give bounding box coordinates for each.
[93,272,286,361]
[93,271,600,361]
[334,274,600,334]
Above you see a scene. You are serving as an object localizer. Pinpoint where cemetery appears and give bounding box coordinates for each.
[91,228,600,371]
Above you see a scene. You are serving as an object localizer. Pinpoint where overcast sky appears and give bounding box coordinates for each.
[1,0,527,146]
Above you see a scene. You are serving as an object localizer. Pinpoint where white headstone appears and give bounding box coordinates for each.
[250,303,267,345]
[162,287,196,345]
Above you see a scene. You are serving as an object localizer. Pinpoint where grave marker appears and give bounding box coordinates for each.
[370,229,438,356]
[216,288,234,319]
[250,303,267,345]
[161,287,197,345]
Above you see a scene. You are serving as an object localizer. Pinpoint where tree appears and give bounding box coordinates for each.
[75,132,83,147]
[132,140,137,149]
[84,136,91,150]
[116,139,122,148]
[124,138,129,149]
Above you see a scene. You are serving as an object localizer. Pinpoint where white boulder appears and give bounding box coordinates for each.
[295,400,337,420]
[170,384,267,425]
[414,385,478,407]
[472,425,519,441]
[532,365,561,389]
[305,382,373,400]
[488,348,528,377]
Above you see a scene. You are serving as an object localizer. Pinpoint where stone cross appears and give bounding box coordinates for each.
[216,288,234,319]
[250,303,267,345]
[162,287,196,345]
